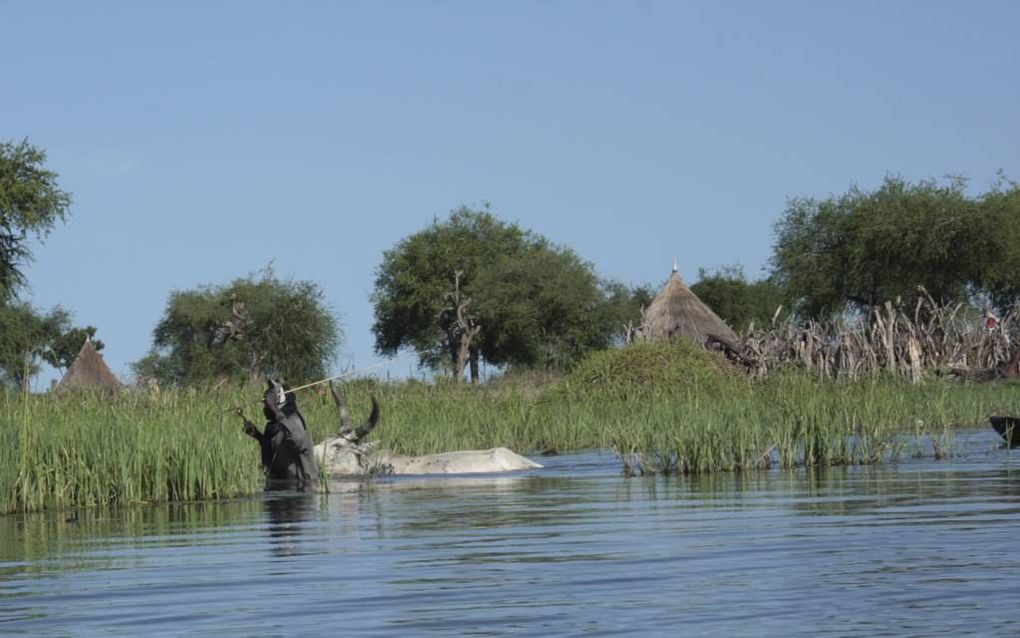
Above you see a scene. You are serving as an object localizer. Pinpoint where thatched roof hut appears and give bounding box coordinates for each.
[640,266,739,349]
[56,337,123,394]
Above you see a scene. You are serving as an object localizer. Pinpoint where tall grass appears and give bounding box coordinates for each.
[607,374,1002,476]
[0,390,264,514]
[2,340,1016,513]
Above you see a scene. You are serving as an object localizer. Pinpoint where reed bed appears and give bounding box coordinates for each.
[0,390,265,514]
[2,343,1016,514]
[608,374,1002,476]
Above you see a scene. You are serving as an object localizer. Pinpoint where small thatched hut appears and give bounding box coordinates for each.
[56,337,123,394]
[639,265,739,349]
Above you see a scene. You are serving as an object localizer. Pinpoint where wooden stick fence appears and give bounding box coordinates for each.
[738,289,1017,383]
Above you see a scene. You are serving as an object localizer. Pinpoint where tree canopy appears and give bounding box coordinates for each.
[134,270,341,387]
[0,140,72,303]
[372,206,645,379]
[690,265,788,332]
[472,246,621,370]
[372,205,535,378]
[974,179,1020,309]
[769,175,1020,318]
[0,303,103,390]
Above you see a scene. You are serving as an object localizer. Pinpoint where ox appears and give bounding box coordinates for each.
[313,382,542,476]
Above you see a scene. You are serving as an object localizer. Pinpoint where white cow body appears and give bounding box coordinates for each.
[314,386,542,476]
[314,441,541,475]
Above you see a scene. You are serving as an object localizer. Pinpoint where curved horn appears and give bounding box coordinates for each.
[329,381,352,433]
[352,396,380,442]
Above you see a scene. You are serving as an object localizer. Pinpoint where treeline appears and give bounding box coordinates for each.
[693,175,1020,333]
[134,207,652,387]
[3,137,1019,390]
[0,140,102,389]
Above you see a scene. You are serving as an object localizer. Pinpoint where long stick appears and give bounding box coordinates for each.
[234,350,426,412]
[285,351,423,394]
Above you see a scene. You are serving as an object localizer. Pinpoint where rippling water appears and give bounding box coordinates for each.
[3,429,1020,636]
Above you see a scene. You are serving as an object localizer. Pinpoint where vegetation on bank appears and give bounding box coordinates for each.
[3,141,1018,519]
[3,341,1016,515]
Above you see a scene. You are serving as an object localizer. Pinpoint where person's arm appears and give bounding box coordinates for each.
[236,408,263,442]
[243,419,263,442]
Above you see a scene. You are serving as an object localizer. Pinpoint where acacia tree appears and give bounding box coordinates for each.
[690,265,788,332]
[372,206,647,378]
[974,177,1020,309]
[472,246,632,370]
[0,139,72,303]
[43,324,104,372]
[0,303,102,390]
[134,270,340,387]
[769,176,1005,318]
[0,139,94,390]
[372,206,537,381]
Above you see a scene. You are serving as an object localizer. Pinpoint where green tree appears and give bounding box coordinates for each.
[602,280,654,342]
[134,269,340,387]
[44,325,104,372]
[690,265,788,332]
[974,175,1020,309]
[472,246,627,370]
[769,176,991,318]
[0,140,72,303]
[372,205,537,380]
[0,303,102,390]
[372,206,646,379]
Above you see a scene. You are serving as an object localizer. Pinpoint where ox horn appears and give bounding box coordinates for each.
[352,396,380,442]
[329,381,352,433]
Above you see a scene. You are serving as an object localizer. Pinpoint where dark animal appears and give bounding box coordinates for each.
[990,415,1020,448]
[948,350,1020,382]
[242,379,320,486]
[998,350,1020,379]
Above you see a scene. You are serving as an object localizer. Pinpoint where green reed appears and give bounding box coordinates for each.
[607,373,1015,476]
[2,363,1016,514]
[0,390,265,514]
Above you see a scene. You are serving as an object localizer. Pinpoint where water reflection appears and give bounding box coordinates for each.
[263,492,318,559]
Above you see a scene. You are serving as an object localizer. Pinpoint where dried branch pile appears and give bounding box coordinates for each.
[739,289,1017,382]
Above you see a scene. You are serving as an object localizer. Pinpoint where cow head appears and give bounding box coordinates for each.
[314,382,381,475]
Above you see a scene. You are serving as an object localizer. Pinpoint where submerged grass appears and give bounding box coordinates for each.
[2,341,1017,514]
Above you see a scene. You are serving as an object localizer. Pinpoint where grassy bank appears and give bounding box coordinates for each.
[2,341,1016,513]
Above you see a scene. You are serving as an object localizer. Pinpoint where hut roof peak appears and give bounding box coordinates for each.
[640,266,738,347]
[669,259,684,284]
[57,337,123,394]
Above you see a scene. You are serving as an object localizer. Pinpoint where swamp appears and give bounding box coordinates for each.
[1,430,1019,635]
[3,338,1020,635]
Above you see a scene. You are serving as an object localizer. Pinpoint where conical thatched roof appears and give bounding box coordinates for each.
[640,269,739,348]
[57,337,123,394]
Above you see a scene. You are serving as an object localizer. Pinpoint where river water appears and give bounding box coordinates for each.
[2,429,1020,637]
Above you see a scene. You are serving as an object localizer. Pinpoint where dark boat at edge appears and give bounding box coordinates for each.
[989,415,1020,447]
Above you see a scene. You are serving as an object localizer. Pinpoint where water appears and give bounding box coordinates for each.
[3,429,1020,636]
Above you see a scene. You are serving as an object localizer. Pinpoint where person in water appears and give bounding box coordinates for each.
[241,379,319,485]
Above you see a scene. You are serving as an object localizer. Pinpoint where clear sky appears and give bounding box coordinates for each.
[3,1,1018,388]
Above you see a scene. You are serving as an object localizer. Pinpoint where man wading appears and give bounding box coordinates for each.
[240,379,319,486]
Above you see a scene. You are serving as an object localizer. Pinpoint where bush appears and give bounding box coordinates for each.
[558,340,743,398]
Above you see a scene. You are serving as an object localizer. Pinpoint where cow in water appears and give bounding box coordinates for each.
[314,382,542,476]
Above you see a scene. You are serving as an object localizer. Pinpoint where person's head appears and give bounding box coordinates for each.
[263,378,289,419]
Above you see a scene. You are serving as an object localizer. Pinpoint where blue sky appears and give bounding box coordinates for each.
[3,1,1018,387]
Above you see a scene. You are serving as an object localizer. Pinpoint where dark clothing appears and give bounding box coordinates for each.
[245,392,319,485]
